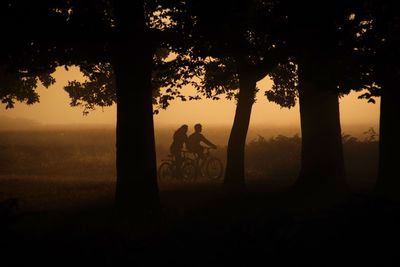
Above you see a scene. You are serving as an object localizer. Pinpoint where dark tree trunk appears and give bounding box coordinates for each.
[112,0,160,218]
[224,71,257,189]
[375,76,400,198]
[295,62,346,192]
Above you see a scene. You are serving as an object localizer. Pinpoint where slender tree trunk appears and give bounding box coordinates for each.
[224,72,257,189]
[375,76,400,198]
[295,62,346,192]
[112,0,160,218]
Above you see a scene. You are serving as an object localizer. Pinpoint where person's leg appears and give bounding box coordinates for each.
[175,152,183,178]
[197,147,206,176]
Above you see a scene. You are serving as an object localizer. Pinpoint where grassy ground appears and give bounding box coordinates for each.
[1,175,400,267]
[0,128,383,266]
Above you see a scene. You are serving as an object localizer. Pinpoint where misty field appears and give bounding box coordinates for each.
[0,128,115,212]
[1,126,397,267]
[0,125,378,212]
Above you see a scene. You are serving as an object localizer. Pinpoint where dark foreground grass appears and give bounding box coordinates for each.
[1,178,400,267]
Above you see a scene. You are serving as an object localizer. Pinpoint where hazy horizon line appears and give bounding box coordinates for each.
[0,114,378,130]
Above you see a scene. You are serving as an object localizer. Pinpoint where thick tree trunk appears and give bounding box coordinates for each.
[296,63,346,192]
[375,77,400,198]
[224,72,257,189]
[112,0,160,218]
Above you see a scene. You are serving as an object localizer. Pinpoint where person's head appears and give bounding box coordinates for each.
[194,123,202,133]
[178,124,188,134]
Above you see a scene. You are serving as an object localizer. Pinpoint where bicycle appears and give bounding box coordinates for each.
[192,147,224,180]
[158,151,197,183]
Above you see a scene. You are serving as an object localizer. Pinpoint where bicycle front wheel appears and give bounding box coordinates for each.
[205,157,223,180]
[158,162,174,183]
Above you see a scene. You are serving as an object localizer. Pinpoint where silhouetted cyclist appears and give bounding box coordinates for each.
[169,124,188,177]
[187,123,217,171]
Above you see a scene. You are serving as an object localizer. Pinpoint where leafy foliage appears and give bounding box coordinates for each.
[64,63,115,114]
[265,61,298,108]
[0,67,55,109]
[152,52,204,111]
[0,0,113,109]
[354,0,400,101]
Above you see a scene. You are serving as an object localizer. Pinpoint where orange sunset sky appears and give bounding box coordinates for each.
[0,66,380,131]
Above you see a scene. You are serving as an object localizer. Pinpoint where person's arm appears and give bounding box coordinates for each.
[200,134,217,148]
[183,136,189,150]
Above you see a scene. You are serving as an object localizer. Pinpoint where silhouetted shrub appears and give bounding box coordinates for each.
[342,130,378,189]
[245,134,301,184]
[245,131,379,188]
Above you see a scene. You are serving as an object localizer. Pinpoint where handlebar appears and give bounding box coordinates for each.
[181,146,217,154]
[165,147,218,162]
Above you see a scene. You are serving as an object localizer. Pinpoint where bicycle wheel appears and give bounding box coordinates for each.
[205,157,223,180]
[181,159,197,182]
[158,162,174,183]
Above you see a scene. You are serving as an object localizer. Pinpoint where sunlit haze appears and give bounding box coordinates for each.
[0,67,380,131]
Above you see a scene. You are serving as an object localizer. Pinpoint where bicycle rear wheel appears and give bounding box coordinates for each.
[181,159,197,182]
[205,157,223,180]
[158,162,174,183]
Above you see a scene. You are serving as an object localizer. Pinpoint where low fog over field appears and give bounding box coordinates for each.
[0,116,379,210]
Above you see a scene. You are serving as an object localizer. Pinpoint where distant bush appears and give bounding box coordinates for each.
[342,129,378,189]
[245,130,379,188]
[245,134,301,184]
